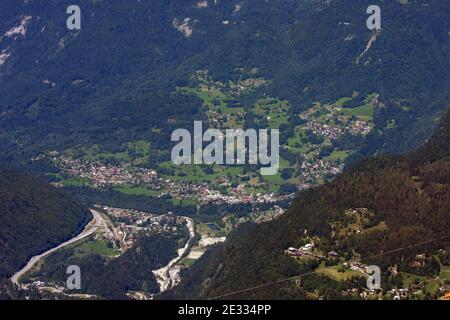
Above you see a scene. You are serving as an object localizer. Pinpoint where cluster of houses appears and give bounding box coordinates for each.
[51,154,294,208]
[23,281,63,293]
[388,288,416,300]
[194,69,268,97]
[286,243,345,261]
[228,77,269,96]
[298,158,343,184]
[193,186,293,205]
[101,206,184,248]
[350,120,373,136]
[343,285,450,300]
[306,117,372,141]
[285,243,324,259]
[52,155,158,188]
[387,284,450,300]
[254,205,285,224]
[344,261,370,274]
[307,122,347,141]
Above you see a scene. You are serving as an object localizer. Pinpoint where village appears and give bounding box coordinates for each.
[19,205,192,297]
[284,238,450,300]
[305,120,372,140]
[48,153,295,206]
[30,73,383,299]
[98,206,187,249]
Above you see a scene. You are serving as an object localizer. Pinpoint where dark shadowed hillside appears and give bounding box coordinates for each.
[0,169,91,278]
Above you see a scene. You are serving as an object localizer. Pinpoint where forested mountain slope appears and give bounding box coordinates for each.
[167,107,450,299]
[0,169,91,278]
[0,0,449,167]
[1,0,449,300]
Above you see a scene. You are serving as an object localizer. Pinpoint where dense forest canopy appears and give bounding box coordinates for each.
[0,0,449,168]
[0,169,91,278]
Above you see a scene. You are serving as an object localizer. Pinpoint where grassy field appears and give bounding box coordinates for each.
[341,103,374,121]
[252,99,290,129]
[440,265,450,279]
[171,198,199,206]
[180,258,197,267]
[244,185,266,194]
[76,239,120,257]
[180,87,244,128]
[65,140,150,165]
[401,269,449,296]
[334,97,352,107]
[401,272,428,288]
[425,279,441,295]
[315,264,365,281]
[324,150,349,162]
[61,176,90,187]
[340,93,377,121]
[159,161,244,183]
[261,157,296,193]
[114,184,163,197]
[47,172,91,187]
